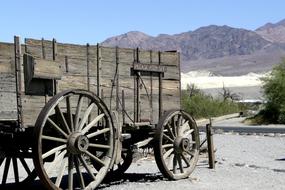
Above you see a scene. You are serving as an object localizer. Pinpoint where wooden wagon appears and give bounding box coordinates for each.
[0,36,200,189]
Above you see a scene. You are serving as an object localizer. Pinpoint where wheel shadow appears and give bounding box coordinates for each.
[275,157,285,161]
[0,173,164,190]
[98,172,165,189]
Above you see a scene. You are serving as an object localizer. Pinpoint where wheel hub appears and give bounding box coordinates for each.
[67,133,89,154]
[174,137,190,153]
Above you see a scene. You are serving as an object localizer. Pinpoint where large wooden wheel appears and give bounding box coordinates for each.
[33,89,115,190]
[154,110,200,180]
[0,149,36,185]
[109,147,133,176]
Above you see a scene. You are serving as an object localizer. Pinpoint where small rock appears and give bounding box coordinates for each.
[235,163,246,167]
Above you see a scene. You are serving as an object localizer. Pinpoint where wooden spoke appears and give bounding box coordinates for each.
[177,154,184,173]
[163,148,174,160]
[0,158,4,166]
[186,150,195,157]
[78,103,95,131]
[78,155,96,180]
[173,154,177,174]
[162,144,173,149]
[46,150,67,174]
[42,135,67,143]
[47,118,68,138]
[178,115,183,127]
[74,156,85,189]
[183,129,194,137]
[42,145,67,159]
[2,158,11,184]
[85,151,105,167]
[66,96,74,132]
[55,157,68,187]
[74,95,84,130]
[171,117,177,137]
[12,158,19,183]
[55,105,71,134]
[87,128,110,139]
[163,133,174,143]
[19,158,31,175]
[166,124,175,139]
[68,155,74,190]
[82,113,105,135]
[181,153,191,167]
[89,143,111,149]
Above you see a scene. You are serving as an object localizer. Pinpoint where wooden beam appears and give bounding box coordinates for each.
[158,51,162,119]
[86,43,90,91]
[14,36,23,127]
[116,46,119,111]
[97,43,101,98]
[52,39,57,95]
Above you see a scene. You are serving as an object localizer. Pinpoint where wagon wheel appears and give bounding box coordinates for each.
[109,147,133,176]
[154,110,200,180]
[33,89,115,190]
[93,143,133,176]
[0,149,37,185]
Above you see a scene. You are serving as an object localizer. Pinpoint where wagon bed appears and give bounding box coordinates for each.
[0,36,200,189]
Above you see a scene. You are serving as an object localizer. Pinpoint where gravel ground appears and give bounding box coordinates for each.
[1,133,284,189]
[101,134,285,190]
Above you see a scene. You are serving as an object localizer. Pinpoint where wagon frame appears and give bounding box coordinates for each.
[0,36,200,189]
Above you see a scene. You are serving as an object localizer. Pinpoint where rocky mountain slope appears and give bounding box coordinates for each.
[256,19,285,43]
[101,19,285,75]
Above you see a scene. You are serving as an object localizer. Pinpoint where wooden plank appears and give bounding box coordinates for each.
[101,47,116,62]
[0,74,16,93]
[57,75,88,91]
[0,42,14,56]
[0,92,17,120]
[163,65,180,80]
[118,48,134,63]
[160,51,178,66]
[56,55,88,75]
[22,95,46,127]
[138,49,151,64]
[33,59,62,79]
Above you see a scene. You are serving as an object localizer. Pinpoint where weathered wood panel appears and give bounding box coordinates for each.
[0,73,16,93]
[22,95,46,126]
[0,42,17,121]
[33,59,62,79]
[0,92,17,120]
[160,51,179,66]
[20,38,180,127]
[0,43,15,75]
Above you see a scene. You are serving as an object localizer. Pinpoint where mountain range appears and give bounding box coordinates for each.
[101,19,285,76]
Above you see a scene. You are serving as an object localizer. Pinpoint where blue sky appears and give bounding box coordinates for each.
[1,0,284,44]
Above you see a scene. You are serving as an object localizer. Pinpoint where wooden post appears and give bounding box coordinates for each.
[115,46,119,111]
[41,38,46,59]
[14,36,23,127]
[134,48,141,122]
[86,43,90,91]
[149,50,153,123]
[206,119,215,169]
[158,51,163,119]
[52,39,57,95]
[96,44,101,98]
[122,89,125,124]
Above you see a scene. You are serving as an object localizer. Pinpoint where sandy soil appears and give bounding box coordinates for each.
[103,134,285,190]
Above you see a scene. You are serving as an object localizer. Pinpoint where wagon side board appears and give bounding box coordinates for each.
[0,38,181,127]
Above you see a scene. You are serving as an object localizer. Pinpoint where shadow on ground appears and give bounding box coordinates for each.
[0,172,165,190]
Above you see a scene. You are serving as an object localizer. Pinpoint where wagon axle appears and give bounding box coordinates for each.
[67,133,90,154]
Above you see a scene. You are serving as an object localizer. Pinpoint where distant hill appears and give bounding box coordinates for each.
[101,19,285,75]
[256,19,285,43]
